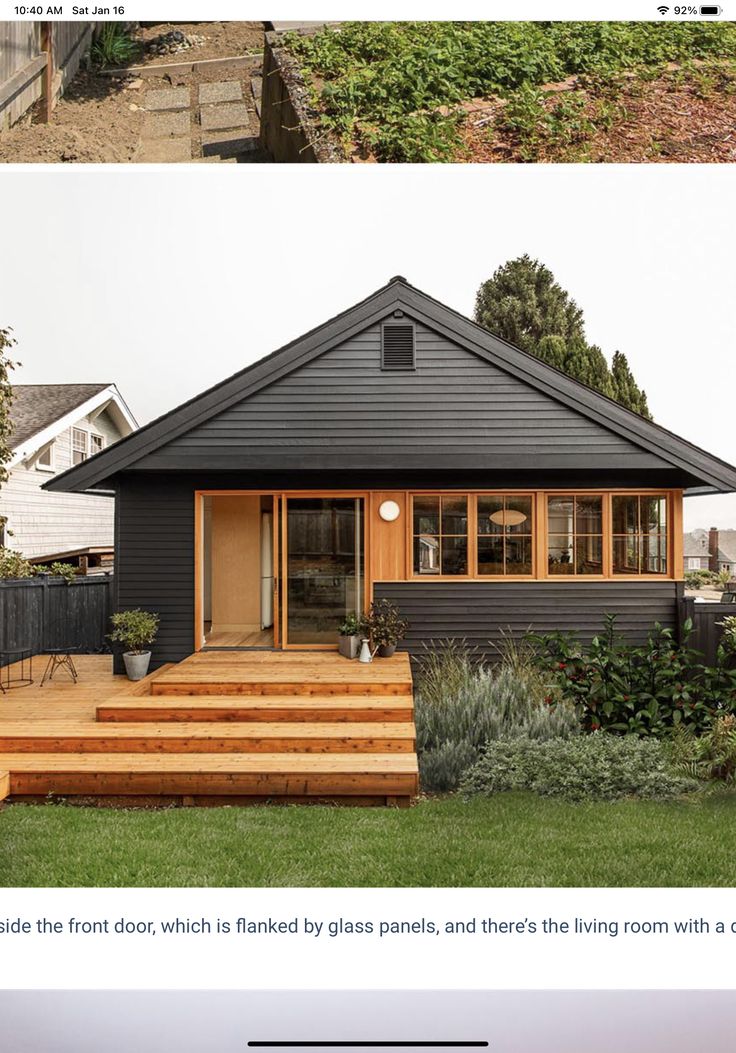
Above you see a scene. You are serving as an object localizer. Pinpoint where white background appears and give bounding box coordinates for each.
[2,888,736,989]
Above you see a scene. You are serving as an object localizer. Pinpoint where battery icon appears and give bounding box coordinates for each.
[700,5,722,12]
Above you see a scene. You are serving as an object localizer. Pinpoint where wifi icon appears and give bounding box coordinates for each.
[657,4,670,12]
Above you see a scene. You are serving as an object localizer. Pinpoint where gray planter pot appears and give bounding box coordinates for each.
[378,643,397,658]
[123,651,152,681]
[338,634,361,660]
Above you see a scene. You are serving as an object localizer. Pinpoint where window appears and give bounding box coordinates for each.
[547,495,603,576]
[36,442,54,471]
[72,428,88,465]
[413,495,468,575]
[477,495,533,576]
[90,433,104,456]
[612,495,667,575]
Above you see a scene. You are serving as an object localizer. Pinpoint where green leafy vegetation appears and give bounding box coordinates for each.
[91,24,141,69]
[529,614,736,734]
[0,326,18,494]
[108,609,160,654]
[3,793,736,886]
[460,735,695,801]
[286,21,736,162]
[474,256,650,417]
[415,639,577,792]
[0,547,34,579]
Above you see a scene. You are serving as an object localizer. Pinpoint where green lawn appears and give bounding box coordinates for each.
[2,793,735,887]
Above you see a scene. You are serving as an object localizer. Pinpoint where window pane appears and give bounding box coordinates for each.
[613,536,639,575]
[414,496,439,535]
[612,495,638,535]
[641,534,668,574]
[477,536,504,575]
[442,536,468,576]
[506,536,532,575]
[505,496,532,534]
[548,496,574,535]
[477,496,504,535]
[641,496,665,535]
[441,496,467,535]
[549,534,574,574]
[575,496,602,534]
[575,535,603,575]
[414,535,440,575]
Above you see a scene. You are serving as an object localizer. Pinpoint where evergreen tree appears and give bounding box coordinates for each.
[474,256,652,418]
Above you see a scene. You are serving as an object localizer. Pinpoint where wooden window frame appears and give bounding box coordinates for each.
[71,427,88,466]
[546,492,606,579]
[610,492,669,578]
[406,490,680,583]
[90,433,105,456]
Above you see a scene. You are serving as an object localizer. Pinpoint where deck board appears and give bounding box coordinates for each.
[0,653,418,803]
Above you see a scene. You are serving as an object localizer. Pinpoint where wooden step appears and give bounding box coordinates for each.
[149,652,413,697]
[0,770,8,802]
[0,721,415,754]
[97,695,414,723]
[0,752,419,798]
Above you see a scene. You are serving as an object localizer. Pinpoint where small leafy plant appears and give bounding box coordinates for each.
[91,25,141,69]
[108,609,160,654]
[0,547,35,579]
[338,613,362,636]
[48,561,78,585]
[363,599,409,648]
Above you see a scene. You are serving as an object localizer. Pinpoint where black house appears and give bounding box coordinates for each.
[48,277,736,668]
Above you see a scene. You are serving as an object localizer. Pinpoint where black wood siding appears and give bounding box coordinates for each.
[115,476,194,670]
[0,576,114,665]
[134,322,671,474]
[373,581,679,659]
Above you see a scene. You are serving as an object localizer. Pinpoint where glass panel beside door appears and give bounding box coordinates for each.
[284,497,365,646]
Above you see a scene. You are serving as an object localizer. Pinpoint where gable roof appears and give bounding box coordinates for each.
[716,530,736,563]
[9,383,138,468]
[45,277,736,496]
[683,531,710,559]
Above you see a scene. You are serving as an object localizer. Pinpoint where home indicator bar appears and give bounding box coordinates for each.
[248,1043,490,1048]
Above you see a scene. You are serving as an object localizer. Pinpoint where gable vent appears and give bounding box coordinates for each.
[381,322,416,371]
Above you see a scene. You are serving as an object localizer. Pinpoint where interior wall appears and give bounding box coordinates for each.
[211,495,262,632]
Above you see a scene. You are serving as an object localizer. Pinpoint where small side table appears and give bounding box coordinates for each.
[0,648,34,694]
[40,649,79,687]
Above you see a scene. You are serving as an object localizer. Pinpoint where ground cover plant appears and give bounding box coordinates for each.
[285,21,736,162]
[3,793,736,887]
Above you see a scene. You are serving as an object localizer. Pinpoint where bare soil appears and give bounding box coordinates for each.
[0,21,264,164]
[459,69,736,163]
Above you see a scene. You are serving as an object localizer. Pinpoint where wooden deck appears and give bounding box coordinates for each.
[0,652,418,806]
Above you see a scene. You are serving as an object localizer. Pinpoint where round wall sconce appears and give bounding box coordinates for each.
[378,500,401,522]
[489,509,528,527]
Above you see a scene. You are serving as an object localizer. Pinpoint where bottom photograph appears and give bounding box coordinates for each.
[1,989,735,1052]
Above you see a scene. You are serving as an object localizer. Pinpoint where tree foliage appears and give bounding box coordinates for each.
[474,256,651,418]
[0,326,18,487]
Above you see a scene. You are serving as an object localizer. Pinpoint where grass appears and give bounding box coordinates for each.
[2,792,736,887]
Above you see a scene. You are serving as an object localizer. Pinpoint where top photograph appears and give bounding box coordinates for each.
[0,18,735,163]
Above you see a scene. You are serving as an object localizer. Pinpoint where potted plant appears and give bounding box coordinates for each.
[364,598,408,658]
[108,608,160,681]
[338,613,363,659]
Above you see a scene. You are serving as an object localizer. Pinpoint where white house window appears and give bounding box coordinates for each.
[90,433,105,455]
[72,428,88,465]
[36,442,54,471]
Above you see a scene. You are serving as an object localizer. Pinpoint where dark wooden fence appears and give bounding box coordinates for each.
[0,575,114,666]
[680,596,736,666]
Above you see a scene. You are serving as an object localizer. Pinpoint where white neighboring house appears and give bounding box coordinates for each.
[1,384,137,560]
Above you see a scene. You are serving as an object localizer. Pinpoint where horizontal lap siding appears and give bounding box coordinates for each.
[136,323,669,472]
[116,478,194,670]
[373,581,679,658]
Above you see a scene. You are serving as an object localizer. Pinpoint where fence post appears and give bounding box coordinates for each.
[41,574,50,651]
[40,22,53,123]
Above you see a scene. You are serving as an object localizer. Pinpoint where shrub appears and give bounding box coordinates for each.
[415,639,579,792]
[0,547,35,579]
[108,609,159,654]
[48,561,78,584]
[460,735,696,802]
[363,598,408,648]
[527,614,736,735]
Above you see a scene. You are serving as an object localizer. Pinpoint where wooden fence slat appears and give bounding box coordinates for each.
[0,576,114,665]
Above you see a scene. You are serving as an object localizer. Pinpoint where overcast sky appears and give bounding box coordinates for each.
[1,164,734,529]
